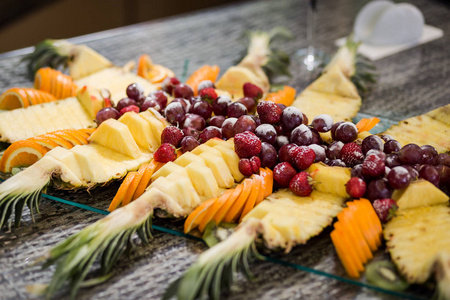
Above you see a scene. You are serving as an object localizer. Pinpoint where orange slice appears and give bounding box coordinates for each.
[184,197,218,233]
[121,166,146,206]
[339,209,373,263]
[185,65,220,95]
[133,161,159,200]
[346,201,378,251]
[0,140,48,173]
[41,133,75,149]
[79,128,96,135]
[261,167,274,198]
[240,175,262,222]
[331,228,362,278]
[35,67,77,99]
[57,129,89,145]
[137,54,174,84]
[213,184,244,224]
[198,189,234,232]
[265,86,296,107]
[108,172,136,212]
[30,136,59,151]
[24,88,41,105]
[34,68,52,92]
[51,130,83,146]
[358,199,383,246]
[223,179,254,223]
[0,88,31,109]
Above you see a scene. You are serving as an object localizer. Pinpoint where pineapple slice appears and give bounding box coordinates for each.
[212,144,245,182]
[384,205,450,284]
[45,147,83,182]
[307,163,351,198]
[165,170,201,208]
[0,98,95,143]
[76,86,104,119]
[174,152,206,167]
[204,138,234,150]
[88,119,141,159]
[139,111,165,145]
[184,162,221,199]
[382,104,450,152]
[151,162,184,180]
[392,180,449,210]
[198,151,234,189]
[119,112,159,151]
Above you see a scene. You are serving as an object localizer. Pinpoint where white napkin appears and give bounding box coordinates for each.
[335,25,444,61]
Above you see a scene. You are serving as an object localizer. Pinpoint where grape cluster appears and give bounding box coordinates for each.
[95,82,169,125]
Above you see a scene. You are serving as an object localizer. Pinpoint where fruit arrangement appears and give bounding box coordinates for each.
[0,30,449,300]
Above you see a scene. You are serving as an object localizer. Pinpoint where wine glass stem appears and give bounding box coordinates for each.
[306,0,316,55]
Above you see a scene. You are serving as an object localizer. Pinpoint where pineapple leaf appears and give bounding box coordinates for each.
[164,241,262,300]
[21,39,70,79]
[0,186,46,229]
[42,209,154,299]
[352,54,377,97]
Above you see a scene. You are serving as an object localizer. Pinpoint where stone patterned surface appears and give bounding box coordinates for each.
[0,0,448,299]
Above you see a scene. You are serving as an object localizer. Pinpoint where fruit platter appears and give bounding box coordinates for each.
[1,0,450,299]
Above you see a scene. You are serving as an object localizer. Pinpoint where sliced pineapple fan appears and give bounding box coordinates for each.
[0,109,167,229]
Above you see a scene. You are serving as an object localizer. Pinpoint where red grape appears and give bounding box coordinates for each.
[182,127,200,140]
[180,136,200,153]
[290,124,313,146]
[326,141,344,160]
[280,106,303,131]
[362,135,384,155]
[399,144,422,165]
[311,114,333,132]
[238,97,256,113]
[259,142,278,169]
[140,97,161,112]
[164,102,186,125]
[334,122,358,143]
[197,80,215,93]
[199,126,222,143]
[182,113,206,131]
[420,145,438,164]
[308,144,326,162]
[227,102,247,118]
[419,165,440,186]
[116,98,137,111]
[192,101,213,120]
[174,84,194,99]
[278,143,297,163]
[273,162,297,188]
[274,135,290,151]
[234,115,257,135]
[213,96,231,116]
[209,116,226,128]
[148,91,168,109]
[161,77,180,95]
[346,177,367,198]
[96,107,120,125]
[383,140,401,154]
[255,124,277,144]
[387,166,411,189]
[366,179,393,201]
[221,118,237,140]
[126,82,145,101]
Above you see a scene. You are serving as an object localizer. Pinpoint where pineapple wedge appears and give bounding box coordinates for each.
[292,38,366,122]
[382,104,450,152]
[88,118,142,159]
[307,163,351,198]
[119,112,159,151]
[392,180,449,210]
[384,205,450,284]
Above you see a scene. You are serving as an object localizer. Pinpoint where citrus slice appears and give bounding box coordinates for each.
[0,88,31,109]
[240,175,262,222]
[185,65,220,95]
[213,184,244,224]
[223,178,254,223]
[51,130,83,146]
[184,197,218,233]
[133,161,159,200]
[41,133,75,149]
[79,128,96,135]
[265,86,296,107]
[0,140,48,173]
[137,55,174,84]
[108,172,136,212]
[34,67,52,92]
[121,166,147,206]
[56,129,89,145]
[198,189,234,232]
[261,167,274,198]
[35,67,77,99]
[30,136,60,151]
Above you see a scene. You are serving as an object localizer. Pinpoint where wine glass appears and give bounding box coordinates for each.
[296,0,328,72]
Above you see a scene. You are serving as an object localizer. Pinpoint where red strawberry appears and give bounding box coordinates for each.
[234,131,262,158]
[119,105,140,115]
[198,87,218,103]
[345,177,367,198]
[250,156,261,174]
[341,143,364,167]
[292,146,316,170]
[243,82,263,100]
[161,126,184,147]
[154,143,177,163]
[362,152,385,178]
[289,172,313,196]
[273,162,297,188]
[372,198,398,223]
[256,101,283,124]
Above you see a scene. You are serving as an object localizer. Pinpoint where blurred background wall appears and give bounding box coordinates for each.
[0,0,242,53]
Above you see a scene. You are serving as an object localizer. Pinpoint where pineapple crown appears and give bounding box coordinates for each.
[236,27,294,81]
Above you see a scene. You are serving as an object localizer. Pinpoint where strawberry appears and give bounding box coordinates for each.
[243,82,263,100]
[341,142,364,167]
[119,105,140,115]
[198,87,218,104]
[256,101,283,124]
[362,152,385,178]
[345,177,367,198]
[161,126,184,147]
[372,198,398,223]
[289,172,313,196]
[234,131,262,158]
[273,162,297,188]
[250,156,261,174]
[292,146,316,170]
[154,143,177,163]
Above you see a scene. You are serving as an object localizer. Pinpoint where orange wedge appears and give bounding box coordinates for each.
[108,172,136,212]
[331,228,362,278]
[346,201,378,251]
[51,130,83,146]
[134,161,159,200]
[240,175,262,222]
[261,167,274,198]
[223,178,254,223]
[198,189,234,232]
[61,130,89,145]
[24,88,42,105]
[185,65,220,95]
[35,67,77,99]
[30,136,60,151]
[79,128,96,135]
[184,197,218,233]
[0,140,49,173]
[34,67,52,92]
[213,184,244,224]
